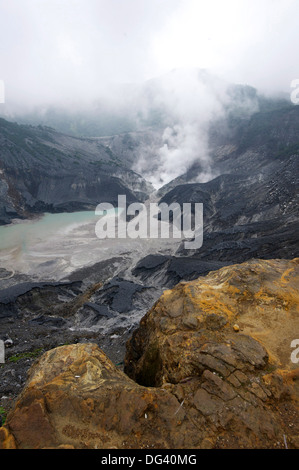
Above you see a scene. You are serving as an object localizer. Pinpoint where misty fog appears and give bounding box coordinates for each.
[0,0,298,187]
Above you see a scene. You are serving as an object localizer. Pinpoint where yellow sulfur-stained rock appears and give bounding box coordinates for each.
[0,344,203,449]
[125,258,299,385]
[0,426,17,449]
[1,259,298,449]
[125,258,299,447]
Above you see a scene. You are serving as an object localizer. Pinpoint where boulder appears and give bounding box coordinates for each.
[125,258,299,448]
[0,343,202,449]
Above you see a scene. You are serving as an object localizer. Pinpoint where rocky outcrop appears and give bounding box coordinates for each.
[1,258,298,449]
[125,258,299,448]
[0,343,205,449]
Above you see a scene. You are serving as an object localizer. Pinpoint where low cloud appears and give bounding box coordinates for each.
[0,0,297,189]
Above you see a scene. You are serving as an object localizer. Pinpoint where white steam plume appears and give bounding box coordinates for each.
[133,68,229,189]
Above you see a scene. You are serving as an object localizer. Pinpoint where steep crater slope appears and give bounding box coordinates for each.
[0,118,153,225]
[132,105,299,286]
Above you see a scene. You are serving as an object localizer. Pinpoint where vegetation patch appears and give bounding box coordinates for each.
[8,348,43,363]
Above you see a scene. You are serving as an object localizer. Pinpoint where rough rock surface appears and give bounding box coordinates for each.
[125,258,299,448]
[0,343,204,449]
[1,258,298,449]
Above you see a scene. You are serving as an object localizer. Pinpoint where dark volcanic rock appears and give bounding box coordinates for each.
[132,254,228,287]
[77,278,154,327]
[96,278,145,314]
[0,281,79,306]
[158,106,299,266]
[132,254,171,282]
[28,315,66,328]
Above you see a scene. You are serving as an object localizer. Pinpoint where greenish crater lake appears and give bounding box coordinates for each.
[0,211,101,253]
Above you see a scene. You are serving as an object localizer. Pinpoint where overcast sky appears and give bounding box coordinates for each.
[0,0,298,107]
